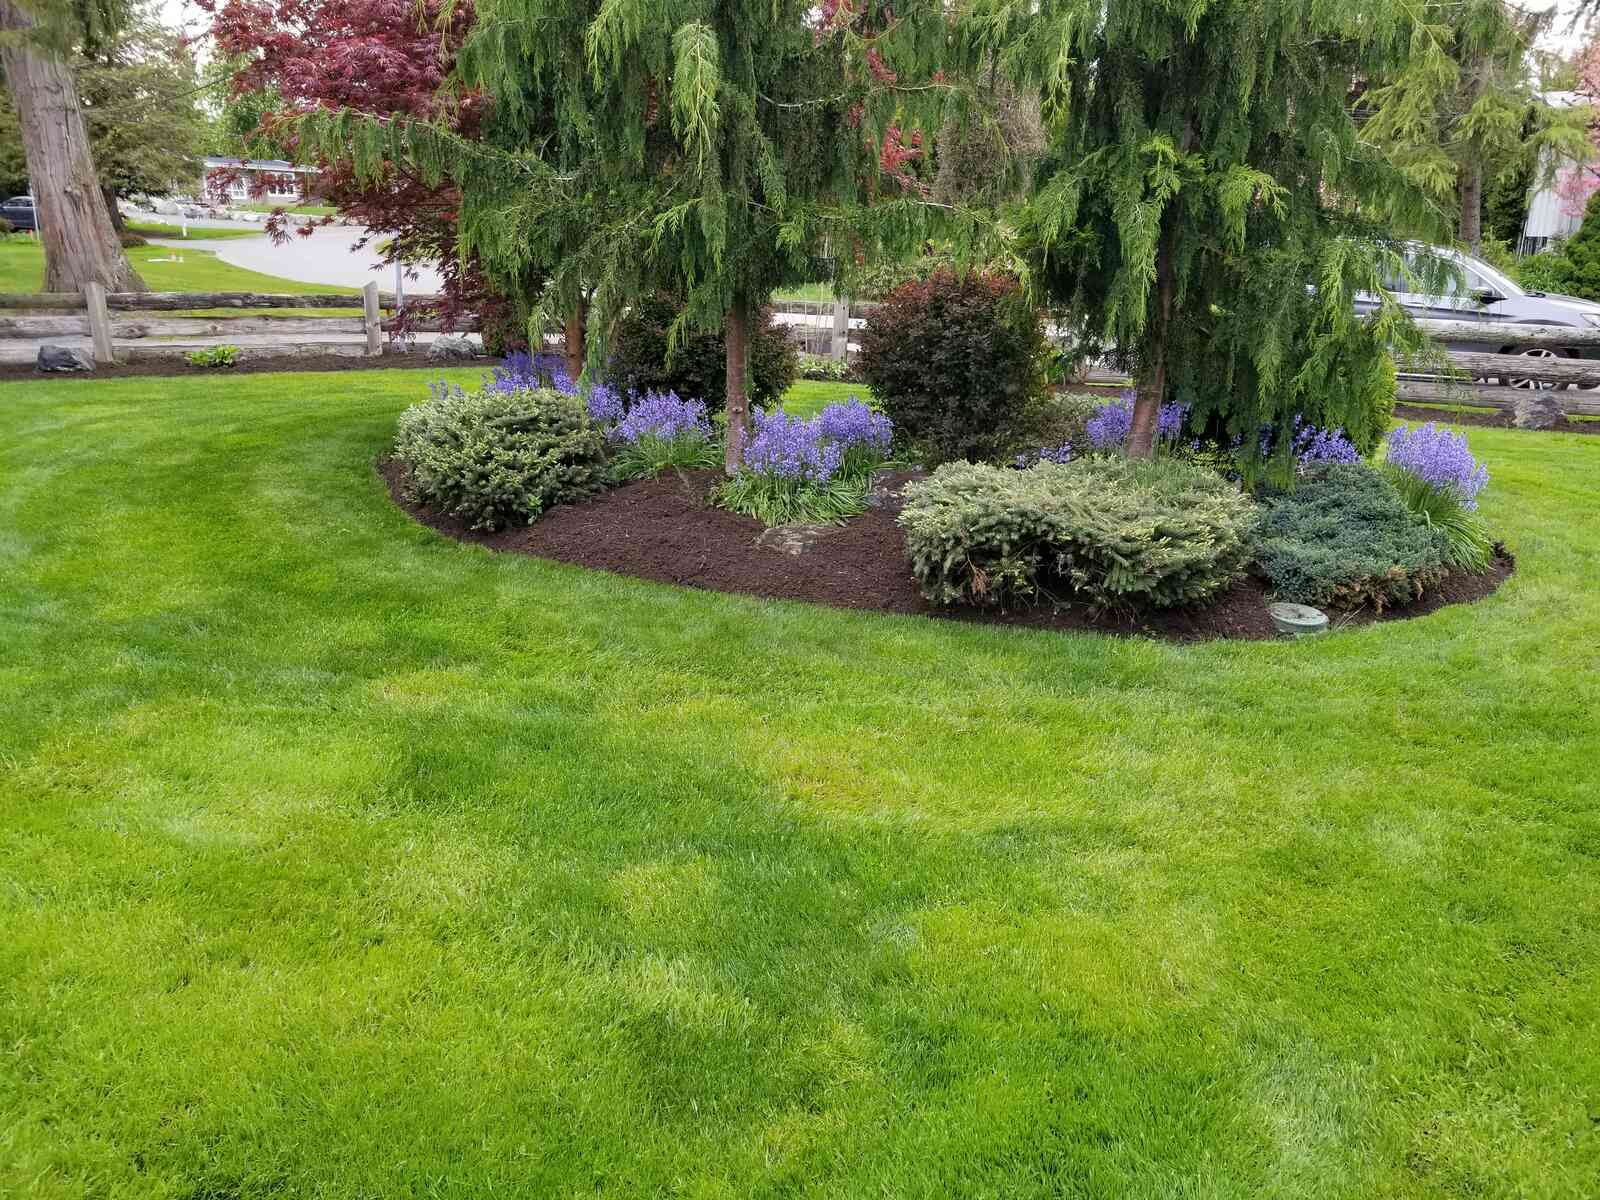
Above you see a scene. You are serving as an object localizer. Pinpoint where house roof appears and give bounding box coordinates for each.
[202,157,318,174]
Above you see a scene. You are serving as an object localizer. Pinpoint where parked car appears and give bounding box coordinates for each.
[1356,244,1600,387]
[1,195,37,232]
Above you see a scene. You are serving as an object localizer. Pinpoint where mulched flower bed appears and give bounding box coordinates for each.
[382,462,1513,643]
[1,352,475,382]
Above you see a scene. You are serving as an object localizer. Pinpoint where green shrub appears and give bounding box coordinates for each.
[1252,464,1447,610]
[797,353,857,382]
[601,293,797,413]
[118,231,148,248]
[856,271,1048,465]
[393,383,607,531]
[184,345,239,369]
[1515,250,1570,294]
[1537,191,1600,301]
[1009,392,1104,459]
[899,457,1254,610]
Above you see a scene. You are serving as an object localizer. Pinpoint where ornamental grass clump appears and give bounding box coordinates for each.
[1252,464,1448,610]
[394,381,607,531]
[899,457,1254,611]
[607,391,719,479]
[1383,422,1493,571]
[716,401,894,526]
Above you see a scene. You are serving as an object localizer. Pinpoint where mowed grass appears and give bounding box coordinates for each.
[0,240,363,321]
[1,370,1597,1199]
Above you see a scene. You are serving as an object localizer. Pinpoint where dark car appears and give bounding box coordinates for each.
[1356,245,1600,386]
[0,195,37,232]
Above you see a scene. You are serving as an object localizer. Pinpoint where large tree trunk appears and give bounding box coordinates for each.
[1129,223,1177,458]
[0,0,146,293]
[723,291,751,475]
[563,293,588,382]
[1459,160,1484,254]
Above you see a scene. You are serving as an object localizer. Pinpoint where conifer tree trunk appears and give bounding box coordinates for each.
[563,294,588,381]
[1459,161,1483,254]
[0,0,146,293]
[1129,224,1177,458]
[102,185,126,233]
[723,291,751,475]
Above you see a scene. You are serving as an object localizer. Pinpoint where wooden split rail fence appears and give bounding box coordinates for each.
[0,282,406,364]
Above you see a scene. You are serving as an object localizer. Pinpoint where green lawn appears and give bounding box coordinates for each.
[781,377,869,416]
[772,281,837,303]
[1,370,1597,1198]
[126,221,269,242]
[0,240,363,319]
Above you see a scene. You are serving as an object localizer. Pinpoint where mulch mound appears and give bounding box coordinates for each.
[0,352,471,382]
[381,462,1513,643]
[1392,402,1599,436]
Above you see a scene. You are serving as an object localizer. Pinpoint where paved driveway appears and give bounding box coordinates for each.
[151,223,446,294]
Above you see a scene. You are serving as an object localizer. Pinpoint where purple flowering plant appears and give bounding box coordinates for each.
[1384,422,1489,509]
[606,390,719,478]
[1382,422,1494,571]
[1084,390,1186,453]
[717,398,895,526]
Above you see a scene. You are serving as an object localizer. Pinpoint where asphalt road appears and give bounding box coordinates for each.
[149,221,446,294]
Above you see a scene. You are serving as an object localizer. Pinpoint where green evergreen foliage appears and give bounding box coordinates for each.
[601,294,797,414]
[898,457,1254,611]
[962,0,1443,465]
[855,271,1047,465]
[393,384,607,531]
[1525,191,1600,300]
[1252,465,1448,611]
[299,0,954,473]
[1361,0,1591,249]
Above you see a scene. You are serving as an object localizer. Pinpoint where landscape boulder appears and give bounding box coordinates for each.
[427,336,476,362]
[1512,391,1562,431]
[37,345,95,373]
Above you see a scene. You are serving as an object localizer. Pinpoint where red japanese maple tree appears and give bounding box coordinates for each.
[199,0,523,345]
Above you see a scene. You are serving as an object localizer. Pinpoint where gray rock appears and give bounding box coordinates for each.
[1512,390,1562,431]
[427,335,476,362]
[756,523,838,556]
[37,345,95,373]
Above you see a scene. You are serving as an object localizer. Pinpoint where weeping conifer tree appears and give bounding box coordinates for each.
[305,0,952,471]
[959,0,1446,463]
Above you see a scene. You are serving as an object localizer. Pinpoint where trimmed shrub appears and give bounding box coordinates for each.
[601,293,797,413]
[899,457,1254,610]
[394,382,607,530]
[118,231,148,248]
[1252,464,1447,610]
[797,353,858,382]
[855,271,1048,464]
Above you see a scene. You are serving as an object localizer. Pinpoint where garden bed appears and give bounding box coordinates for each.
[382,461,1512,643]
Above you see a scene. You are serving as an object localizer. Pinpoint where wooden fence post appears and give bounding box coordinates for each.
[830,298,849,362]
[362,281,382,356]
[82,282,113,364]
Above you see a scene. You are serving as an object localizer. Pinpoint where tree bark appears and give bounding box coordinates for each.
[102,184,125,233]
[1129,221,1177,458]
[563,293,588,382]
[1459,160,1483,254]
[0,0,146,293]
[723,291,751,475]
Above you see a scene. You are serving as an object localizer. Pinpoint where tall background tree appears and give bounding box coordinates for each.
[0,0,146,291]
[960,0,1442,460]
[0,2,208,227]
[308,0,955,470]
[1362,0,1591,253]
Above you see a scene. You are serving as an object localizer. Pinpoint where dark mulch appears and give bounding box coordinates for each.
[1392,402,1600,435]
[381,461,1513,643]
[0,352,477,383]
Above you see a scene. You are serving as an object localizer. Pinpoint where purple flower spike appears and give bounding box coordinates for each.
[1385,422,1489,509]
[611,390,709,444]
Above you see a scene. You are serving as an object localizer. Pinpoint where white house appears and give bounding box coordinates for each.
[200,156,321,205]
[1518,91,1595,255]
